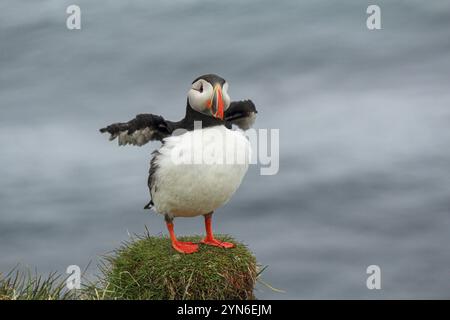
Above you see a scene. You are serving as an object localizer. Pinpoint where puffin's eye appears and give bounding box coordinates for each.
[192,81,203,93]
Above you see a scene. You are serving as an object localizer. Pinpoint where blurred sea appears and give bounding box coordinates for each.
[1,0,450,298]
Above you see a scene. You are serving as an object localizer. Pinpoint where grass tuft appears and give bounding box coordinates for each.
[1,234,261,300]
[0,267,76,300]
[89,234,257,300]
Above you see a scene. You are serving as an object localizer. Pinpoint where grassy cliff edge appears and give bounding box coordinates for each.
[1,234,258,300]
[95,234,257,300]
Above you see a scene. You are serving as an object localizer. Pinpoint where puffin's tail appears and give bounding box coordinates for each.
[144,200,154,210]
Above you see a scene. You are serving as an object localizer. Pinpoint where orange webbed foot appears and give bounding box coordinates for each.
[172,241,199,254]
[201,238,235,249]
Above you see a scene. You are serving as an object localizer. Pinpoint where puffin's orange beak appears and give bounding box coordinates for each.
[211,84,224,120]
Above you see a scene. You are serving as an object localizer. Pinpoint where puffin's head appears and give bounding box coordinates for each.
[187,74,231,120]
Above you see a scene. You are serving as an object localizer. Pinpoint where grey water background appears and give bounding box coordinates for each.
[1,0,449,299]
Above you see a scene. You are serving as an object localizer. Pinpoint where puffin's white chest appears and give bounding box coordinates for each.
[151,126,250,217]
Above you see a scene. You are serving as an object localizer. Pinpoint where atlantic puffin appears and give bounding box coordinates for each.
[100,74,257,254]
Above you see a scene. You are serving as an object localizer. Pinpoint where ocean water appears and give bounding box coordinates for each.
[1,0,450,299]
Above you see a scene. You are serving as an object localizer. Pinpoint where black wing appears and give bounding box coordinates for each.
[99,114,176,146]
[225,100,258,130]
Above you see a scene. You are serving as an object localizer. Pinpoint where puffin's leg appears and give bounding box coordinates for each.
[201,212,235,248]
[165,215,198,254]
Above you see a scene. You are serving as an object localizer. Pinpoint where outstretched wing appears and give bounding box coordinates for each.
[225,100,258,130]
[99,114,175,146]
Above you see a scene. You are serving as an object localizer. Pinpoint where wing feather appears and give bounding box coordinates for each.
[225,100,258,130]
[100,114,174,146]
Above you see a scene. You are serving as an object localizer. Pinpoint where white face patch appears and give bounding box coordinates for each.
[222,82,231,111]
[188,80,231,115]
[188,79,213,114]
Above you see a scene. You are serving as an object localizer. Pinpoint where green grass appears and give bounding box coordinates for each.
[90,234,257,300]
[0,268,76,300]
[0,234,259,300]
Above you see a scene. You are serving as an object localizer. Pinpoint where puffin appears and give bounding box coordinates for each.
[100,74,257,254]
